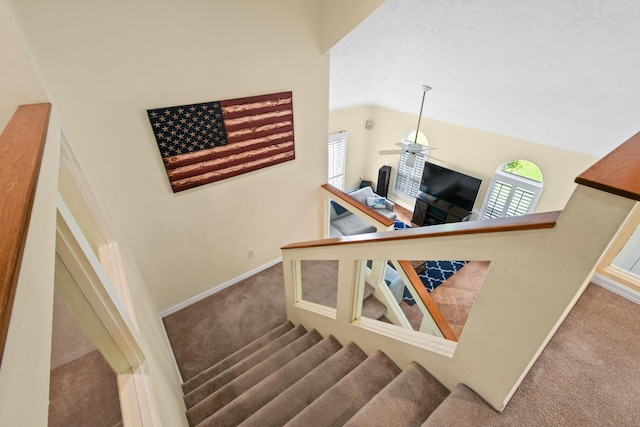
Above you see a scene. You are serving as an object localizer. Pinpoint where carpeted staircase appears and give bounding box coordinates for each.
[181,321,450,426]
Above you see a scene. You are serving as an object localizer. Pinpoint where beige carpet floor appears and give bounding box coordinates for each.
[425,283,640,426]
[163,263,287,381]
[48,349,122,427]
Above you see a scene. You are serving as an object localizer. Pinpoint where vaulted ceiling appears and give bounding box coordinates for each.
[329,0,640,157]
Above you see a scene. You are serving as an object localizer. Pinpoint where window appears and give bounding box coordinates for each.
[393,130,428,198]
[328,132,347,191]
[479,160,543,220]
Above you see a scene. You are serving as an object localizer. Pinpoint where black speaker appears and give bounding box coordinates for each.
[377,165,391,197]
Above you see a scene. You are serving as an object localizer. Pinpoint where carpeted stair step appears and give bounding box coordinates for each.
[239,342,368,427]
[197,336,343,427]
[284,349,402,427]
[421,384,490,426]
[184,324,306,408]
[345,362,450,427]
[362,294,387,320]
[182,321,294,394]
[186,330,323,426]
[363,282,375,299]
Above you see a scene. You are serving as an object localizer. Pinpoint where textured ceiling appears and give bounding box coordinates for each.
[329,0,640,156]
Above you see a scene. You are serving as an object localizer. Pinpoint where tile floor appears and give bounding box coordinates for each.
[429,260,490,339]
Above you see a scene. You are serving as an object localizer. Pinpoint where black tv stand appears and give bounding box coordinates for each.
[411,192,471,226]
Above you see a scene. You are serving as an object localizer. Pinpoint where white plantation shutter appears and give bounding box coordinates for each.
[481,180,513,219]
[394,151,426,197]
[328,132,346,191]
[506,187,536,216]
[480,171,542,220]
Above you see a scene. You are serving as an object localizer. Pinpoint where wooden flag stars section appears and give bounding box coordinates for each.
[147,91,295,192]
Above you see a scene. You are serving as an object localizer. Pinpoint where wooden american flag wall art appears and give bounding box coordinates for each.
[147,91,295,193]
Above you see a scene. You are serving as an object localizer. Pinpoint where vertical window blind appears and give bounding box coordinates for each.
[328,132,347,191]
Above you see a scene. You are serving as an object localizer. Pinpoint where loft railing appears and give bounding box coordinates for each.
[0,103,51,366]
[319,183,560,341]
[321,183,394,233]
[283,132,640,411]
[286,205,560,339]
[320,184,451,337]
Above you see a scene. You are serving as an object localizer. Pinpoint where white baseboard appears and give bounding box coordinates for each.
[160,257,283,318]
[158,312,184,383]
[592,273,640,305]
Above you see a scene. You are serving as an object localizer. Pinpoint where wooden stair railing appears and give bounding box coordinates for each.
[283,210,560,250]
[397,260,458,341]
[321,183,394,228]
[284,195,560,343]
[0,103,52,366]
[575,131,640,201]
[576,131,640,294]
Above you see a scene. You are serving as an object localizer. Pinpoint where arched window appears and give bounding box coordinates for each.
[393,130,428,197]
[479,160,543,219]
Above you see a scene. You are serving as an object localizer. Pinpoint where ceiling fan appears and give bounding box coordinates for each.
[379,85,441,166]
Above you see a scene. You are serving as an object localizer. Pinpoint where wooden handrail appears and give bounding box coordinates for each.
[397,260,458,342]
[322,183,394,228]
[283,210,560,250]
[575,131,640,201]
[0,103,51,365]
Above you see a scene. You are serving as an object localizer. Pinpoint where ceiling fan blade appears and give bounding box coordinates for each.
[379,149,401,155]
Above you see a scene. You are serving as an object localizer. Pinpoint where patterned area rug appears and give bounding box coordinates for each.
[392,220,466,304]
[394,219,411,230]
[403,260,467,305]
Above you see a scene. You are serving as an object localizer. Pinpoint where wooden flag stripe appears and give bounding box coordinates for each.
[227,121,293,144]
[226,120,293,140]
[222,110,292,132]
[219,91,292,108]
[220,97,292,118]
[171,151,295,192]
[167,140,294,182]
[163,131,294,170]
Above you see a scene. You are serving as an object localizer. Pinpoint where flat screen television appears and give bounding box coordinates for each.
[419,162,482,212]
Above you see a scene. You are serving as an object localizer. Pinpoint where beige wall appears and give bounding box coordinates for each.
[0,2,47,132]
[113,232,188,425]
[6,0,336,312]
[322,0,386,52]
[329,105,373,189]
[330,106,598,214]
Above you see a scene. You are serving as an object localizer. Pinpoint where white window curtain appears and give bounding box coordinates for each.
[394,151,427,198]
[479,171,542,220]
[328,131,347,191]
